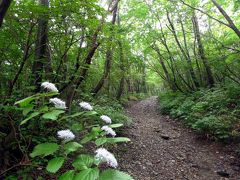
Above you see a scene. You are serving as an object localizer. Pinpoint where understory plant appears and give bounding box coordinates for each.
[12,82,133,180]
[159,85,240,140]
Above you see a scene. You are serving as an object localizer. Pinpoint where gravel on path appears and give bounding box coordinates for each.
[116,97,240,180]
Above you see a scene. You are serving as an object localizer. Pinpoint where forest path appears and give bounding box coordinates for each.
[116,97,240,180]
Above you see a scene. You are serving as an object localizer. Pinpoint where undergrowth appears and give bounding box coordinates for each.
[0,83,132,179]
[159,84,240,140]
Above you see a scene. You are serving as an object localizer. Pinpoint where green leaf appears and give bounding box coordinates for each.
[109,124,123,128]
[107,137,131,143]
[99,169,133,180]
[60,112,85,120]
[95,137,130,146]
[95,138,107,146]
[42,110,65,120]
[80,135,93,144]
[22,105,34,116]
[30,143,59,157]
[46,157,64,173]
[84,111,98,116]
[15,96,35,107]
[58,170,75,180]
[20,112,40,125]
[71,123,83,131]
[72,154,94,170]
[74,168,99,180]
[64,142,82,154]
[80,127,101,144]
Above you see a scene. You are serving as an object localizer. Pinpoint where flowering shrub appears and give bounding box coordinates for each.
[15,82,133,179]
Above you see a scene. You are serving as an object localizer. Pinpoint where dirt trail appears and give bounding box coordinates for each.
[117,97,240,180]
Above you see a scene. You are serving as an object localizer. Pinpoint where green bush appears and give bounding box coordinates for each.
[192,115,230,139]
[159,84,240,140]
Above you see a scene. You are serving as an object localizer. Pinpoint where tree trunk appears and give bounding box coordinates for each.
[192,12,215,87]
[116,40,125,99]
[32,0,49,92]
[166,11,199,89]
[65,21,103,109]
[0,0,12,28]
[91,0,119,95]
[7,22,35,98]
[211,0,240,39]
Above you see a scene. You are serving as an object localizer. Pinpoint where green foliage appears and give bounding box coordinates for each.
[11,90,133,179]
[94,98,131,125]
[42,110,65,120]
[30,143,59,157]
[159,85,240,140]
[99,169,134,180]
[72,154,94,170]
[58,170,75,180]
[64,142,83,155]
[46,157,65,173]
[74,168,99,180]
[192,116,230,139]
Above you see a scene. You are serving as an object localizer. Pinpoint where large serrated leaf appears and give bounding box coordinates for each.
[15,96,35,107]
[20,112,40,125]
[42,110,65,120]
[99,169,133,180]
[46,157,64,173]
[30,143,59,157]
[72,154,94,170]
[59,170,75,180]
[74,168,99,180]
[64,142,82,155]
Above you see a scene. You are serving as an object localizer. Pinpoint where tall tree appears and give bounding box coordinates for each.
[166,11,199,90]
[32,0,49,92]
[211,0,240,38]
[192,11,215,87]
[0,0,12,28]
[91,0,120,95]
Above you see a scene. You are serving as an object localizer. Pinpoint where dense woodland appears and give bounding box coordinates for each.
[0,0,240,179]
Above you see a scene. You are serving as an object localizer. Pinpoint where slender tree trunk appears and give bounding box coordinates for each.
[91,0,119,95]
[180,0,240,38]
[0,0,12,28]
[65,21,103,109]
[192,12,215,87]
[211,0,240,39]
[166,11,199,89]
[7,22,35,98]
[32,0,49,92]
[116,40,125,99]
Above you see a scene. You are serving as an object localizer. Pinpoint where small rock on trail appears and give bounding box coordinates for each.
[116,97,240,180]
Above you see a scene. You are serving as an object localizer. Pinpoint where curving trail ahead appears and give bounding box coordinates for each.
[117,97,240,180]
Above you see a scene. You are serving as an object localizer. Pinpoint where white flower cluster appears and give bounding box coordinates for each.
[41,82,58,92]
[100,115,112,124]
[95,148,118,168]
[49,98,66,109]
[79,102,93,111]
[57,129,75,141]
[101,125,116,137]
